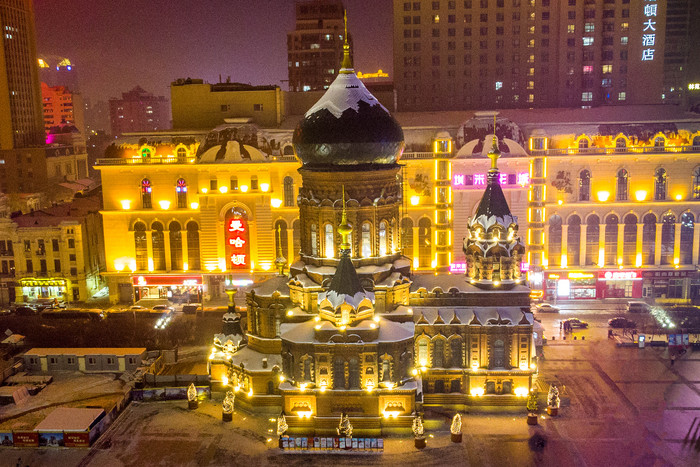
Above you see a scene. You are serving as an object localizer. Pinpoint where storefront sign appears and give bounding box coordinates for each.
[452,172,529,189]
[226,215,249,269]
[599,271,641,281]
[131,276,202,286]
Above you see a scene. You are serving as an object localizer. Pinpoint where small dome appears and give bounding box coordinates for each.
[293,72,404,168]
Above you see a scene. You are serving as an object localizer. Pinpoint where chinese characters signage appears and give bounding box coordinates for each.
[641,1,657,62]
[452,172,529,189]
[226,214,249,269]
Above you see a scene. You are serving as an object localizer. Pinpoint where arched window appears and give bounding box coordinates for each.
[134,222,147,270]
[186,222,200,270]
[622,214,637,266]
[141,179,152,209]
[548,215,562,266]
[401,217,414,259]
[579,170,591,201]
[169,221,182,270]
[567,215,581,266]
[361,222,372,257]
[654,168,667,200]
[292,219,301,257]
[450,337,462,368]
[176,147,187,158]
[616,138,626,149]
[348,358,360,389]
[693,168,700,200]
[680,212,694,264]
[230,176,238,191]
[617,169,628,201]
[660,213,676,265]
[578,138,589,149]
[176,178,187,208]
[310,224,318,256]
[379,221,387,256]
[151,221,166,270]
[585,214,599,265]
[418,218,432,267]
[433,339,445,368]
[642,214,656,265]
[283,176,294,207]
[333,358,345,389]
[324,223,334,258]
[274,220,288,258]
[605,214,619,265]
[418,340,429,366]
[654,136,665,149]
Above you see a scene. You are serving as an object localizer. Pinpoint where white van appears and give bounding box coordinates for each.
[626,301,651,313]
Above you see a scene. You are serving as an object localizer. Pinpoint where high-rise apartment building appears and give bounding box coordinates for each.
[109,86,169,136]
[393,0,685,111]
[0,0,44,149]
[287,0,352,92]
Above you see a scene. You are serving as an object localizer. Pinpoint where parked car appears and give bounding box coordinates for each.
[608,317,636,328]
[563,318,589,329]
[536,303,560,313]
[626,301,651,313]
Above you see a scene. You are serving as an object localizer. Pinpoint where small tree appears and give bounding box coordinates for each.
[527,390,539,415]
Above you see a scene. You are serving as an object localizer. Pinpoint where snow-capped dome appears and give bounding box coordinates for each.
[292,50,403,168]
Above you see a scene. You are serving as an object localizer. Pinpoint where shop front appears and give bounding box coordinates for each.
[17,278,69,303]
[131,275,203,303]
[596,270,643,299]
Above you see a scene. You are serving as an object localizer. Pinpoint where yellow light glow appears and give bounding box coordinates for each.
[597,191,610,202]
[675,194,683,201]
[240,185,249,193]
[635,253,642,268]
[635,190,647,201]
[219,186,228,194]
[260,183,270,192]
[201,187,208,193]
[190,202,199,209]
[120,200,131,210]
[410,195,420,206]
[159,200,171,210]
[598,249,605,267]
[271,198,282,208]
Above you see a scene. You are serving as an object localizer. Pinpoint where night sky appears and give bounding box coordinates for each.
[34,0,392,103]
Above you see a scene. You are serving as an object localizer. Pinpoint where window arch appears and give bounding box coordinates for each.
[186,221,200,270]
[134,222,147,270]
[680,212,694,264]
[642,214,656,265]
[274,220,288,259]
[623,214,637,266]
[141,178,152,209]
[617,169,628,201]
[693,168,700,200]
[654,168,667,200]
[654,136,665,149]
[578,138,589,149]
[585,214,599,265]
[605,214,619,265]
[324,223,334,258]
[378,221,388,256]
[579,170,591,201]
[283,176,295,207]
[361,222,372,257]
[401,217,414,259]
[567,215,581,266]
[151,221,166,270]
[310,224,318,256]
[548,215,562,266]
[418,218,432,267]
[169,221,182,270]
[176,178,187,208]
[660,213,675,265]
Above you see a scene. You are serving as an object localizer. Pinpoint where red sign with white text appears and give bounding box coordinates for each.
[226,216,249,269]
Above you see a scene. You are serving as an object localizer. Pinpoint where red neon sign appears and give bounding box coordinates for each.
[226,216,249,269]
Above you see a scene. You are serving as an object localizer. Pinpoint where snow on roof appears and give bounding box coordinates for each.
[229,345,282,372]
[305,72,388,119]
[413,307,531,326]
[34,407,105,432]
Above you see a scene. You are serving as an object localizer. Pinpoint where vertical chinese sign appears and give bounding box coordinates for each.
[226,212,249,269]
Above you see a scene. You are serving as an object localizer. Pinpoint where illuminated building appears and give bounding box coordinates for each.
[287,0,352,92]
[392,0,687,111]
[208,39,535,432]
[108,86,169,136]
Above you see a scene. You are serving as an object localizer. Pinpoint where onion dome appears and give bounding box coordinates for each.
[292,21,404,169]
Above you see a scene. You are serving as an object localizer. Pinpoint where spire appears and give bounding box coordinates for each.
[339,9,353,73]
[338,185,352,254]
